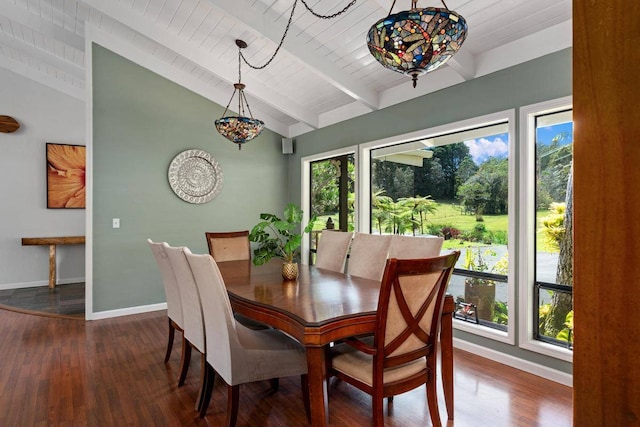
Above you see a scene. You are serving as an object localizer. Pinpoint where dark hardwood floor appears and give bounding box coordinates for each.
[0,308,572,426]
[0,282,84,318]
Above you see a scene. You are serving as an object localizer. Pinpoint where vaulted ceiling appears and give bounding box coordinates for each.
[0,0,572,137]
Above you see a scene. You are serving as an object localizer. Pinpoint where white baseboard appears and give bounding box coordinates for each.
[0,277,85,291]
[90,302,167,320]
[453,338,573,387]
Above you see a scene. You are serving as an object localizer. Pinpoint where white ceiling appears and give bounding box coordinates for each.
[0,0,572,138]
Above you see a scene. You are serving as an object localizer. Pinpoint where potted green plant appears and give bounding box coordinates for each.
[249,203,316,280]
[462,247,508,322]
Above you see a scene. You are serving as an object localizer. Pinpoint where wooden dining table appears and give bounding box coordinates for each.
[217,259,455,427]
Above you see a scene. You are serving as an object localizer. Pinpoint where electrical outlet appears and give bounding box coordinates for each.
[112,218,120,229]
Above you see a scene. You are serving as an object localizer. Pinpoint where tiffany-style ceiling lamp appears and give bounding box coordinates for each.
[367,0,468,88]
[215,40,265,150]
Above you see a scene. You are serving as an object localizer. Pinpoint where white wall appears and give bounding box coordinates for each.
[0,67,85,289]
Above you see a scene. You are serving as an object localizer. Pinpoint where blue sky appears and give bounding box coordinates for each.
[464,132,508,165]
[463,121,574,165]
[536,122,573,145]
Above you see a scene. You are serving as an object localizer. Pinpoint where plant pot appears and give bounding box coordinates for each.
[282,262,299,281]
[464,278,496,322]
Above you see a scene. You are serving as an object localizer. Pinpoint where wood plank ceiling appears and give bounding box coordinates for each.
[0,0,572,137]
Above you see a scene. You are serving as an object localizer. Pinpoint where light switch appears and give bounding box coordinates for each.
[112,218,120,229]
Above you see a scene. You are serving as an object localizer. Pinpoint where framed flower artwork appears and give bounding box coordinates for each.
[46,143,86,209]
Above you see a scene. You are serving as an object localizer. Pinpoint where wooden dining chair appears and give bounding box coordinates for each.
[164,243,208,411]
[146,239,184,365]
[184,248,310,425]
[388,235,444,259]
[329,251,461,427]
[205,231,251,262]
[204,230,268,330]
[347,233,392,281]
[314,230,354,273]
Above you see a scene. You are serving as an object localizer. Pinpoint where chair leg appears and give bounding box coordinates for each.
[177,339,192,387]
[164,318,175,363]
[199,364,216,418]
[426,379,442,427]
[195,352,207,411]
[372,394,385,427]
[226,384,240,427]
[270,378,279,391]
[301,374,311,424]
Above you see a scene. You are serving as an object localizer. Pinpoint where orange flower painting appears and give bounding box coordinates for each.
[46,143,86,209]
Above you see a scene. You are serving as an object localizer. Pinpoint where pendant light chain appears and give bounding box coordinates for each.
[240,0,299,70]
[238,45,242,83]
[240,0,358,70]
[300,0,358,19]
[389,1,451,16]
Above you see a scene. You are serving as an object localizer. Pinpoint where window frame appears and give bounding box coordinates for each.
[518,96,574,362]
[359,110,516,344]
[300,145,358,265]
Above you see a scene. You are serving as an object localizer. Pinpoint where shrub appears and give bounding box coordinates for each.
[426,223,442,235]
[489,230,508,245]
[440,226,461,240]
[462,223,487,242]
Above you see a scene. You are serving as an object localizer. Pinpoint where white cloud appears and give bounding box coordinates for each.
[464,137,508,164]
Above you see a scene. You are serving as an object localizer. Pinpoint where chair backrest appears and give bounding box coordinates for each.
[147,239,183,328]
[164,244,205,354]
[205,231,251,262]
[347,233,392,281]
[387,235,444,259]
[184,248,244,385]
[314,230,353,273]
[375,252,460,368]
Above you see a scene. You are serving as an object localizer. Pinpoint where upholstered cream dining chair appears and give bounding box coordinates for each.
[184,248,310,425]
[314,230,353,273]
[146,239,184,365]
[329,252,460,427]
[347,233,392,281]
[205,231,251,262]
[164,243,208,411]
[387,235,444,259]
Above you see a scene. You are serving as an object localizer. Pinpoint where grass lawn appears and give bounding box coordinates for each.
[310,202,558,253]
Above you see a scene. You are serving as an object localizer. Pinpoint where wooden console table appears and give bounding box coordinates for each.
[21,236,85,288]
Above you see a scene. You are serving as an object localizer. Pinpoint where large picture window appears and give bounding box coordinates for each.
[361,111,516,343]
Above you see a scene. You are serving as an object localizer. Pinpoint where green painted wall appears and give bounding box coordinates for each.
[288,48,573,374]
[92,44,287,312]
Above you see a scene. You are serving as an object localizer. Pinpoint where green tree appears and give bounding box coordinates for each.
[478,157,508,215]
[432,144,474,199]
[457,157,479,186]
[537,132,574,343]
[537,133,572,203]
[399,195,438,235]
[414,157,447,199]
[372,190,393,234]
[457,178,490,221]
[311,160,339,216]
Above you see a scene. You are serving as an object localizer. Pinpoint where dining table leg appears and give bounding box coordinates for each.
[306,346,329,427]
[441,295,455,420]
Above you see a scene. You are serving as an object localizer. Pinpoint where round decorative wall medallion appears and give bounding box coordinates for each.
[168,149,223,204]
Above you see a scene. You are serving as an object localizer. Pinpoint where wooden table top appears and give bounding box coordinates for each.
[218,259,381,328]
[21,236,85,246]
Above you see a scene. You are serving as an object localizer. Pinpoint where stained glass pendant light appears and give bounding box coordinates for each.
[367,0,467,88]
[215,40,265,150]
